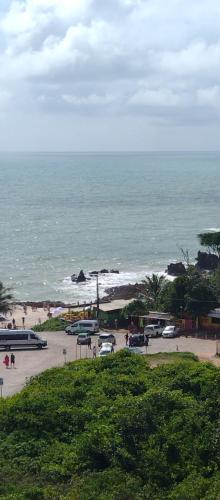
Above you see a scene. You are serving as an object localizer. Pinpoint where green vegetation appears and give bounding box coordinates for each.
[33,317,69,332]
[141,273,167,309]
[161,268,218,318]
[120,299,148,318]
[0,281,13,314]
[1,352,220,499]
[198,231,220,256]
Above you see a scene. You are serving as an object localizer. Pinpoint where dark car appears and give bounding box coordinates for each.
[129,333,145,347]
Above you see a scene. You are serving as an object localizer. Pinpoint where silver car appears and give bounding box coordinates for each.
[98,333,116,347]
[77,332,91,345]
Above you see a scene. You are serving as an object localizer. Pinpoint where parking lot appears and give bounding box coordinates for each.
[0,331,218,397]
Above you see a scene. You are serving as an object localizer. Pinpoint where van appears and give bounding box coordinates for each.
[65,320,99,335]
[0,330,47,350]
[144,324,163,338]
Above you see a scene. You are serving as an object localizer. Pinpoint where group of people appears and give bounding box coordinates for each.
[3,353,16,369]
[124,332,149,346]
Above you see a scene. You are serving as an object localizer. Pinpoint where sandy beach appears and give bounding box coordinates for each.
[1,305,50,329]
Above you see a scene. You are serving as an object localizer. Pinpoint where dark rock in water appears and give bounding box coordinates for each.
[71,273,77,282]
[89,271,99,276]
[100,269,109,274]
[167,262,186,276]
[104,283,145,301]
[110,269,119,274]
[76,270,87,283]
[196,251,219,270]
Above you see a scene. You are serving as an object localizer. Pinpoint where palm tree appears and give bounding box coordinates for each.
[0,281,13,314]
[141,274,167,309]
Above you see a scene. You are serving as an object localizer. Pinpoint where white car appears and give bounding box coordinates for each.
[144,324,163,337]
[162,325,179,338]
[99,342,114,357]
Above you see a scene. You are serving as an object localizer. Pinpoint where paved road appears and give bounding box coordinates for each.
[0,331,218,397]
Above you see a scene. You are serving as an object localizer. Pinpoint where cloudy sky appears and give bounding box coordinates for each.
[0,0,220,151]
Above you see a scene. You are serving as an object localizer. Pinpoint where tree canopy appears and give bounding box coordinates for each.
[0,281,13,314]
[198,231,220,256]
[141,273,167,309]
[120,298,148,319]
[1,352,220,499]
[161,269,218,318]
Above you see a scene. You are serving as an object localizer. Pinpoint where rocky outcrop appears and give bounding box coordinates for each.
[166,262,186,276]
[89,269,120,276]
[71,270,87,282]
[196,251,219,270]
[104,283,145,301]
[76,270,87,283]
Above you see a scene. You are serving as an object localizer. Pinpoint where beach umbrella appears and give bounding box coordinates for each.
[52,307,65,317]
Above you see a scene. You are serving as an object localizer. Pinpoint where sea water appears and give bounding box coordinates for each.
[1,151,220,302]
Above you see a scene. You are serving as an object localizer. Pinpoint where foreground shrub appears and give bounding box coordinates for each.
[0,351,220,498]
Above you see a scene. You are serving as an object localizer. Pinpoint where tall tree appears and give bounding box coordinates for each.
[162,270,218,319]
[0,281,13,314]
[121,299,148,319]
[141,274,167,309]
[198,231,220,256]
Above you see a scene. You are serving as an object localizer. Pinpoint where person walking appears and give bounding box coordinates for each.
[88,337,91,349]
[125,332,129,345]
[93,345,96,358]
[10,353,15,368]
[22,317,25,328]
[3,354,9,369]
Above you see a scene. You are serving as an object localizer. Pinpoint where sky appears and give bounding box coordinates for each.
[1,0,220,151]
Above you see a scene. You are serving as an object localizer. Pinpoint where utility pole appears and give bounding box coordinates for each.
[96,274,100,319]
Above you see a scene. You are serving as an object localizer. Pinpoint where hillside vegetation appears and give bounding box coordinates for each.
[0,352,220,499]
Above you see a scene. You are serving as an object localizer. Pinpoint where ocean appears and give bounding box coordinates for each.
[1,151,220,303]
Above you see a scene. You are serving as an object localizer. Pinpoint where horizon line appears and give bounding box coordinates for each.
[1,149,220,154]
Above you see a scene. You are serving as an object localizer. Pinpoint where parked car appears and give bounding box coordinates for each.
[129,333,145,347]
[162,325,179,338]
[66,320,99,335]
[123,346,144,355]
[98,333,116,347]
[144,324,163,337]
[99,342,114,357]
[77,332,92,345]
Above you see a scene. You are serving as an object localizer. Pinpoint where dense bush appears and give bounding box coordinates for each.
[33,317,69,332]
[0,352,220,498]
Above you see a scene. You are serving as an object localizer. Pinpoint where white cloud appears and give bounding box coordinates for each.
[197,86,220,107]
[1,0,220,149]
[62,93,115,106]
[129,88,183,107]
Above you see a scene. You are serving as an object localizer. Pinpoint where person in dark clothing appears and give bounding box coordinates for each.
[88,337,91,349]
[125,333,129,345]
[10,353,15,368]
[145,335,149,346]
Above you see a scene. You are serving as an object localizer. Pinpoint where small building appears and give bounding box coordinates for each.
[128,311,174,331]
[92,299,133,327]
[200,308,220,333]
